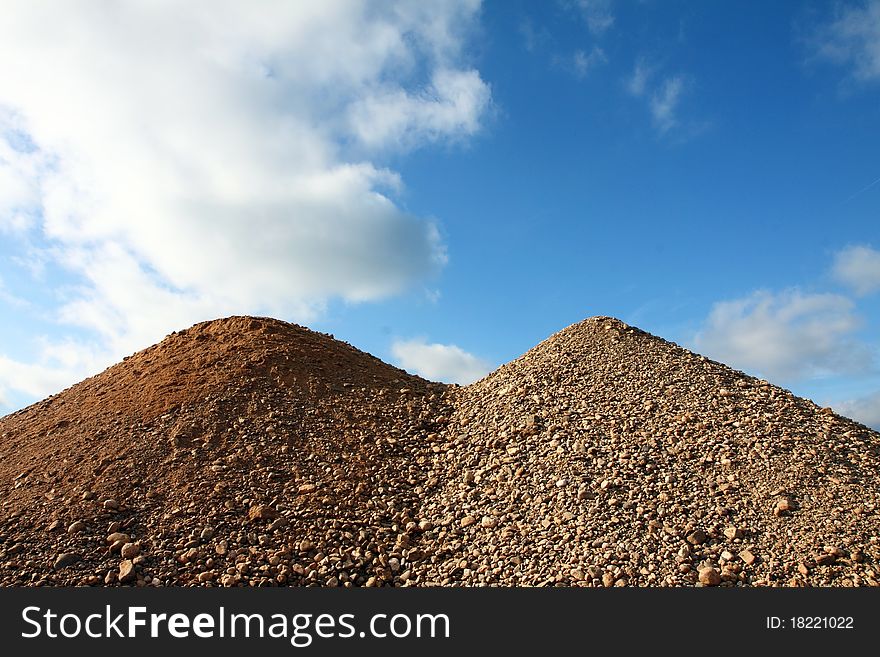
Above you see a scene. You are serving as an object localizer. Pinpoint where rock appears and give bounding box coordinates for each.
[120,542,140,559]
[106,532,130,544]
[81,491,95,500]
[738,550,756,566]
[686,529,707,545]
[460,516,477,528]
[54,553,82,570]
[297,483,317,494]
[816,553,837,566]
[774,498,794,516]
[480,516,498,529]
[268,517,289,531]
[698,566,721,586]
[200,527,214,540]
[67,520,86,534]
[723,526,743,540]
[247,505,278,521]
[798,563,810,576]
[601,572,615,588]
[102,499,119,510]
[299,539,314,552]
[118,560,136,583]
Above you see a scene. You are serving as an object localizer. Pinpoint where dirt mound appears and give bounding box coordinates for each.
[0,316,450,586]
[1,315,878,587]
[413,317,880,587]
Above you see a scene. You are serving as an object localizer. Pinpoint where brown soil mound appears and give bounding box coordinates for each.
[0,315,878,587]
[0,316,450,587]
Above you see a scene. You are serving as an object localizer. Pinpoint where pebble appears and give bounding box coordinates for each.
[248,505,278,521]
[107,532,130,544]
[103,499,119,510]
[461,516,477,528]
[118,560,137,583]
[738,550,756,566]
[723,526,743,540]
[120,543,140,559]
[54,553,82,570]
[297,483,318,494]
[698,566,721,586]
[67,521,86,534]
[481,516,498,529]
[774,498,793,516]
[268,517,289,531]
[686,529,707,545]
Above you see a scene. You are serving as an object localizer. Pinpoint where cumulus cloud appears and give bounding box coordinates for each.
[814,0,880,81]
[0,1,489,404]
[694,289,873,382]
[391,338,492,384]
[833,244,880,296]
[832,390,880,429]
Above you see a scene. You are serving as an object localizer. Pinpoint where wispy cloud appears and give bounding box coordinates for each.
[519,19,552,53]
[571,0,615,36]
[572,47,608,78]
[391,338,492,384]
[626,61,689,134]
[626,61,654,96]
[832,244,880,296]
[813,0,880,81]
[649,75,685,133]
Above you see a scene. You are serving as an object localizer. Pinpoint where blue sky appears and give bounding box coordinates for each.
[1,1,879,427]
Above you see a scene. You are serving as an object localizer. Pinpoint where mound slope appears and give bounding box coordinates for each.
[0,315,878,587]
[414,317,880,587]
[0,316,449,586]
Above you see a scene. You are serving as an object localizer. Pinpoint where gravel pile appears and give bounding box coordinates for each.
[1,315,878,587]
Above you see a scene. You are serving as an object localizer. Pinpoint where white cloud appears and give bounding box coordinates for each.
[626,62,688,134]
[573,0,615,36]
[833,244,880,296]
[348,68,490,150]
[573,47,607,78]
[815,0,880,81]
[0,339,108,407]
[649,76,685,134]
[694,289,873,382]
[832,390,880,429]
[626,61,653,97]
[0,1,489,403]
[391,338,492,384]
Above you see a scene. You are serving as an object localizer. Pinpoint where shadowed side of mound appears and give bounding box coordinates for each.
[0,316,452,586]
